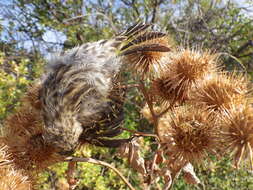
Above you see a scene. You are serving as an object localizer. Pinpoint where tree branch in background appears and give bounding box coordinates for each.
[64,157,136,190]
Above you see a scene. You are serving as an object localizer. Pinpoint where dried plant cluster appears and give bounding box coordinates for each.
[0,145,32,190]
[1,23,253,190]
[192,72,249,113]
[1,83,62,175]
[122,31,174,77]
[152,49,219,105]
[138,40,253,188]
[221,105,253,169]
[160,106,219,166]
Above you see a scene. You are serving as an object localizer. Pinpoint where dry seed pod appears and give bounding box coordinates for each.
[152,48,218,105]
[2,106,62,172]
[141,104,154,122]
[220,104,253,170]
[160,106,219,166]
[192,72,249,114]
[121,32,173,77]
[2,83,62,172]
[0,144,33,190]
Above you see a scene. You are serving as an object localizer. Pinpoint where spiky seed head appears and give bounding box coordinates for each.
[160,106,219,166]
[191,72,249,114]
[122,32,173,77]
[151,48,218,105]
[0,145,33,190]
[220,104,253,170]
[2,105,62,172]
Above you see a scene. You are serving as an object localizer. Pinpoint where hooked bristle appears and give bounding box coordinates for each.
[0,144,33,190]
[220,104,253,170]
[160,106,219,166]
[151,48,219,105]
[191,72,249,114]
[2,104,62,173]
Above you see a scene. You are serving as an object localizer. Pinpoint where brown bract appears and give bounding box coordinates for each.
[122,32,173,77]
[0,144,33,190]
[192,72,248,114]
[1,83,62,173]
[151,48,218,105]
[220,104,253,170]
[160,106,219,166]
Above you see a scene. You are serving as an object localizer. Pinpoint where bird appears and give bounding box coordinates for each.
[40,23,170,155]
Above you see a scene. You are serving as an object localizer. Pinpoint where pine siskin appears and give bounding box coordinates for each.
[40,23,170,155]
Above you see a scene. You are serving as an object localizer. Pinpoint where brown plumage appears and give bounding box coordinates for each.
[121,31,173,77]
[40,23,171,155]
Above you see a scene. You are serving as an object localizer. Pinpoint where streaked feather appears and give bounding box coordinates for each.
[40,23,170,154]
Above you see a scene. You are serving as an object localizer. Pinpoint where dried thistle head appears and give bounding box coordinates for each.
[2,105,62,173]
[151,48,218,105]
[220,104,253,170]
[0,144,33,190]
[121,32,173,77]
[160,106,219,166]
[192,72,249,114]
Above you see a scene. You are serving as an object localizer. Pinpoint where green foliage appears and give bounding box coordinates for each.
[0,51,43,120]
[172,157,253,190]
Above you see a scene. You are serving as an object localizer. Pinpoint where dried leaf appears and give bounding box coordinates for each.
[156,150,165,165]
[118,137,146,175]
[162,169,172,190]
[182,163,201,185]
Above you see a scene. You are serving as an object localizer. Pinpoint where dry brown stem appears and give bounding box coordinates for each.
[66,162,77,190]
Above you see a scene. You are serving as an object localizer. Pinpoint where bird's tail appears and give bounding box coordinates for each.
[115,22,171,55]
[117,22,174,76]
